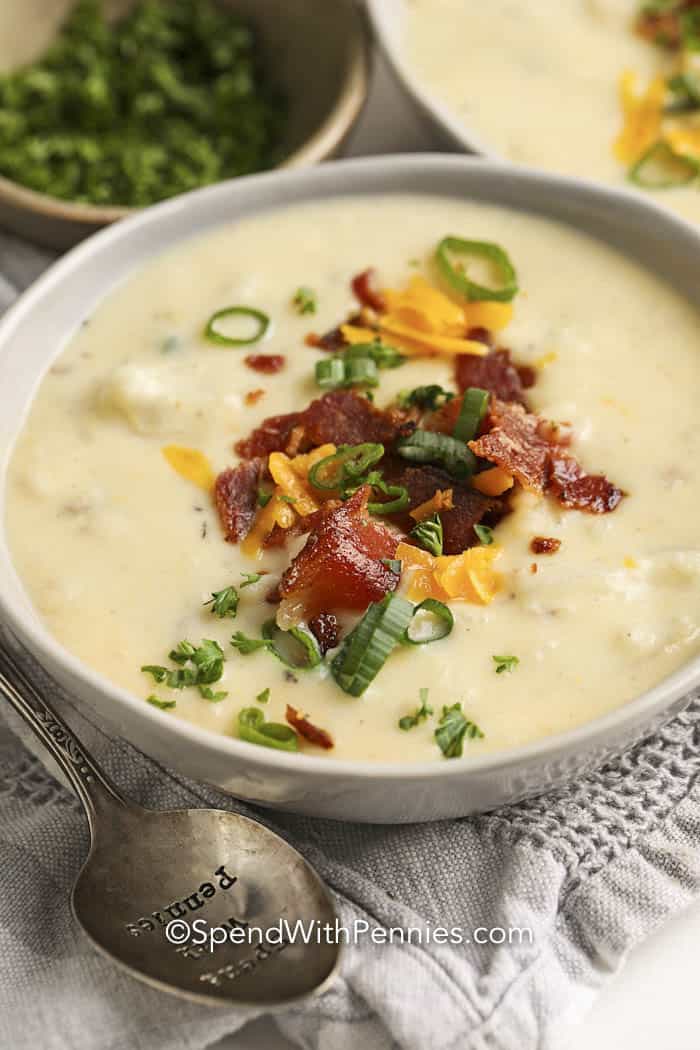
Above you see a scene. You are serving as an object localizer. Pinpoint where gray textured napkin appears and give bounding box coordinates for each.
[3,235,700,1050]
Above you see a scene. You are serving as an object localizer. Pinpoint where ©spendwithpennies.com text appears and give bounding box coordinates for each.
[165,917,534,953]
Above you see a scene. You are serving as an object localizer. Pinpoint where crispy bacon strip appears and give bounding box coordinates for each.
[235,390,401,459]
[278,486,399,617]
[308,612,340,655]
[455,348,534,406]
[214,459,264,543]
[351,268,386,313]
[469,400,623,513]
[286,705,334,750]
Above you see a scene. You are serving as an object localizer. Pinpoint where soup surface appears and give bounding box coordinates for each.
[405,0,700,225]
[6,194,700,762]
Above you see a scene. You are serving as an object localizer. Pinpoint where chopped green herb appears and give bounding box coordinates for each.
[0,0,286,208]
[165,666,199,690]
[240,572,263,588]
[231,631,272,655]
[344,341,405,369]
[629,139,699,188]
[396,428,477,478]
[435,703,483,758]
[147,695,177,711]
[141,665,168,683]
[257,487,273,508]
[493,654,519,674]
[199,685,228,702]
[308,443,384,493]
[398,688,433,730]
[292,286,317,315]
[436,237,519,303]
[204,585,239,619]
[262,620,322,670]
[256,687,271,704]
[315,354,379,390]
[474,523,494,546]
[277,494,297,504]
[238,707,298,751]
[453,387,489,443]
[331,593,414,697]
[397,385,455,412]
[190,639,226,684]
[403,599,454,645]
[169,641,197,665]
[410,513,444,557]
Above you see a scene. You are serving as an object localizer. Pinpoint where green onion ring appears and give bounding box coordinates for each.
[436,236,518,303]
[261,619,322,670]
[368,484,410,516]
[454,387,490,443]
[628,140,700,189]
[308,443,384,491]
[238,707,299,751]
[403,599,454,646]
[204,306,270,346]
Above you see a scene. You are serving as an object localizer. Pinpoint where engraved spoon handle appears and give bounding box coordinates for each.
[0,637,126,829]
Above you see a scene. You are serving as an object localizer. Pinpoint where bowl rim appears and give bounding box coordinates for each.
[0,0,371,226]
[366,0,501,158]
[2,152,700,782]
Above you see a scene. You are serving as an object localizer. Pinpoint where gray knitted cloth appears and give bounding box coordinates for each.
[2,235,700,1050]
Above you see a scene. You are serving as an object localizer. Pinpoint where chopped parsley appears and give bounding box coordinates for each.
[165,666,199,690]
[142,639,226,702]
[435,703,484,758]
[199,685,228,702]
[292,286,317,315]
[474,524,494,546]
[147,695,176,711]
[240,572,263,588]
[0,0,287,208]
[204,585,239,619]
[256,687,271,704]
[231,631,272,655]
[257,487,273,508]
[410,513,444,557]
[493,654,519,674]
[190,639,226,683]
[141,665,168,683]
[398,688,433,731]
[169,641,197,665]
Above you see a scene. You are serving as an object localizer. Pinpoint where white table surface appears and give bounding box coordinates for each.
[207,51,700,1050]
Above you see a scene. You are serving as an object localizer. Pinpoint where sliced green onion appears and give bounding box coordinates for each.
[367,478,410,515]
[629,140,700,189]
[257,487,273,508]
[261,619,322,670]
[396,429,477,478]
[344,341,405,369]
[397,384,455,411]
[147,695,176,710]
[204,306,270,346]
[238,707,298,752]
[436,236,518,303]
[410,513,444,557]
[331,593,414,697]
[309,443,384,491]
[292,286,317,315]
[667,72,700,113]
[404,599,454,646]
[454,387,489,443]
[474,523,494,546]
[381,558,402,574]
[199,685,228,702]
[315,355,379,390]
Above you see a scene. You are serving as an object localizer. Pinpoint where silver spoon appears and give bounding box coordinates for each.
[0,641,340,1006]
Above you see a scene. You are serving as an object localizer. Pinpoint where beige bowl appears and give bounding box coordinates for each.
[0,0,370,249]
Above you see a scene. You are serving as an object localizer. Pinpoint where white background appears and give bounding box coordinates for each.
[216,50,700,1050]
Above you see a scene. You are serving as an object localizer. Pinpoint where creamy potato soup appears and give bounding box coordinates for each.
[6,194,700,762]
[405,0,700,225]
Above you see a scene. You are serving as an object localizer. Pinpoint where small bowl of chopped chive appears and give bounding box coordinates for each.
[0,0,370,249]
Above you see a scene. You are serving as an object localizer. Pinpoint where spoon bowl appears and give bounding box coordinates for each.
[0,639,340,1006]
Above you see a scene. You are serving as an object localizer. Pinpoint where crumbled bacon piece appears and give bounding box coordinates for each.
[244,354,285,375]
[548,454,624,514]
[309,612,340,654]
[531,536,562,555]
[384,462,504,555]
[470,400,623,513]
[235,390,400,459]
[244,388,265,406]
[351,268,386,313]
[285,705,334,750]
[278,486,399,617]
[214,459,263,543]
[466,326,495,348]
[456,348,533,406]
[470,400,550,492]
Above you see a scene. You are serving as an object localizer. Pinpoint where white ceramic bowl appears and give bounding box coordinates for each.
[1,155,699,823]
[367,0,496,156]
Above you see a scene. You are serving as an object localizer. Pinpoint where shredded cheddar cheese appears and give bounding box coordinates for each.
[162,445,215,491]
[397,540,503,605]
[241,492,296,558]
[614,71,665,165]
[268,452,320,517]
[472,467,514,497]
[409,489,454,523]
